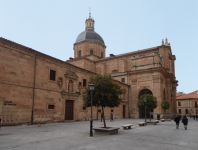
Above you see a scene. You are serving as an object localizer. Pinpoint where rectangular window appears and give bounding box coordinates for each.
[98,109,101,112]
[83,107,86,110]
[50,70,56,81]
[186,109,188,114]
[48,105,55,109]
[195,101,197,107]
[79,50,81,57]
[90,49,93,54]
[121,78,125,83]
[179,109,181,114]
[101,52,103,58]
[112,70,118,73]
[111,109,113,112]
[178,102,181,106]
[83,79,87,87]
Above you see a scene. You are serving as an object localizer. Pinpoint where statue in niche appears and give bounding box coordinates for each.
[68,80,73,92]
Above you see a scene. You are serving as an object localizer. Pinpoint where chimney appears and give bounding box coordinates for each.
[109,54,115,57]
[69,57,73,60]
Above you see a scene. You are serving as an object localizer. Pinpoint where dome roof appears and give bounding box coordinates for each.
[75,30,105,45]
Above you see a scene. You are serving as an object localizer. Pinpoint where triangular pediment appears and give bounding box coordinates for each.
[65,71,78,80]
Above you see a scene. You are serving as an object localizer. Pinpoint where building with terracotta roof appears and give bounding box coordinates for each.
[177,93,198,116]
[0,13,178,125]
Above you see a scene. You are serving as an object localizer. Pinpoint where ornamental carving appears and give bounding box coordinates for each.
[65,71,78,80]
[57,77,63,88]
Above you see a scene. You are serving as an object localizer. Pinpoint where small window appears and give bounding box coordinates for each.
[83,107,86,110]
[178,102,181,106]
[50,70,56,81]
[90,22,91,27]
[185,109,188,114]
[195,101,197,107]
[112,70,118,73]
[48,105,55,109]
[83,79,87,87]
[79,50,81,57]
[196,109,197,114]
[111,109,113,112]
[98,109,101,112]
[101,52,103,58]
[121,78,125,83]
[90,49,93,54]
[179,109,181,114]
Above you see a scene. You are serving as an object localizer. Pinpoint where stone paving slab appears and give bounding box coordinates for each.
[0,118,198,150]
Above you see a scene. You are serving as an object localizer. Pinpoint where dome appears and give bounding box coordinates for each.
[75,30,105,45]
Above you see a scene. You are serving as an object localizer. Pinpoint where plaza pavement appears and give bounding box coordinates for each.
[0,118,197,150]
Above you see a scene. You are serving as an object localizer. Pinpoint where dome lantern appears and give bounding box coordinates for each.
[85,9,95,31]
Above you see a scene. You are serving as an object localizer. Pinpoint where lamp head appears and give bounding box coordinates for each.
[89,83,95,91]
[144,98,147,103]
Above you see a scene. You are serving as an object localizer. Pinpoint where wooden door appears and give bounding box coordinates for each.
[65,100,74,120]
[123,105,125,118]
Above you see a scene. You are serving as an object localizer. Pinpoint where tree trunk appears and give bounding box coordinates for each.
[150,109,151,121]
[102,107,106,128]
[165,110,167,119]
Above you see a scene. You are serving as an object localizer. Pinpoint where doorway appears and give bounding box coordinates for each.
[65,100,74,120]
[123,105,125,118]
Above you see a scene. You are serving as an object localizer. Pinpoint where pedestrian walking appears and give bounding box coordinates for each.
[101,113,103,122]
[174,115,180,129]
[110,113,114,122]
[157,114,160,120]
[196,114,198,121]
[179,115,182,121]
[193,115,195,120]
[0,118,1,130]
[182,115,188,130]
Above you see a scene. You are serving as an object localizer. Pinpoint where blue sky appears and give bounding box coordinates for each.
[0,0,197,93]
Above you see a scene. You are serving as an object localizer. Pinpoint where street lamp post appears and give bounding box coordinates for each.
[163,104,165,119]
[89,83,95,137]
[144,98,147,122]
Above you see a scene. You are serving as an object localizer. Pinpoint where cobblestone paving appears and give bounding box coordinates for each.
[0,118,197,150]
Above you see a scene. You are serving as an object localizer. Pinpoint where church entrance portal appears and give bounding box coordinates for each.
[65,100,74,120]
[138,89,153,119]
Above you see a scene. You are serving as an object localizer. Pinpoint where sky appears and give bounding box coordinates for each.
[0,0,198,93]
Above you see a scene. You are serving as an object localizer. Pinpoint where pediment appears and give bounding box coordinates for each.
[65,71,78,80]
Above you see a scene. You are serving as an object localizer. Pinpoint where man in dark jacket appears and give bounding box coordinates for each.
[196,114,198,121]
[174,115,180,129]
[182,115,188,130]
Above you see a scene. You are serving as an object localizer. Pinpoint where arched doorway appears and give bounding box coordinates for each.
[138,89,153,118]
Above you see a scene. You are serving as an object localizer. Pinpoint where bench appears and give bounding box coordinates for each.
[121,124,133,130]
[165,119,171,121]
[161,119,165,122]
[93,127,120,135]
[146,121,158,125]
[138,122,146,126]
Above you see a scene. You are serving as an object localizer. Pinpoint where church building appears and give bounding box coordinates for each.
[0,13,178,125]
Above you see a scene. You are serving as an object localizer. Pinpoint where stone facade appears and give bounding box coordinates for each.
[177,92,198,117]
[0,14,178,125]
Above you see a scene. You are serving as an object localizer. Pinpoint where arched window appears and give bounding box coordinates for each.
[112,70,118,73]
[79,50,81,57]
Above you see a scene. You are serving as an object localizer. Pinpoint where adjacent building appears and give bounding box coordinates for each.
[177,91,198,116]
